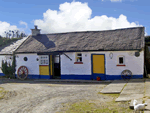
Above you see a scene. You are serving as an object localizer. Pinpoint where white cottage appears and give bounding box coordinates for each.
[14,26,145,80]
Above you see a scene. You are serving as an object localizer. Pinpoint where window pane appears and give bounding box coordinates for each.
[77,53,82,56]
[79,57,82,62]
[77,57,82,62]
[46,60,48,64]
[39,55,49,65]
[42,60,44,64]
[119,57,123,64]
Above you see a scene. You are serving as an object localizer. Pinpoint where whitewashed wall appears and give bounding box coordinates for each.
[61,53,91,75]
[15,54,39,75]
[105,51,144,75]
[61,50,144,75]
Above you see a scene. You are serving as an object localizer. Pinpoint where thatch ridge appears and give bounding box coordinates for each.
[44,27,144,35]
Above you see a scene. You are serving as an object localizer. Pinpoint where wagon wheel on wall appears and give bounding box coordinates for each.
[17,66,28,80]
[121,70,132,80]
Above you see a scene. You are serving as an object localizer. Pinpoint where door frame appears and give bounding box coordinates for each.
[49,55,53,78]
[91,54,106,80]
[49,54,61,79]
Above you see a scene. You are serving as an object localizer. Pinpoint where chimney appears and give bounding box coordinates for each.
[31,25,41,36]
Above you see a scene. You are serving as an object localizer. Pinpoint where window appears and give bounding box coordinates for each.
[39,55,49,65]
[119,57,123,64]
[54,55,59,63]
[117,56,125,66]
[74,53,83,64]
[24,57,28,61]
[76,53,82,62]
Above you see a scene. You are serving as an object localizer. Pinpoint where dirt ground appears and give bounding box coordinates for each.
[0,79,133,113]
[0,79,112,113]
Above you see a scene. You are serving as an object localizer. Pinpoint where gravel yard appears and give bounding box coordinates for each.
[0,80,111,113]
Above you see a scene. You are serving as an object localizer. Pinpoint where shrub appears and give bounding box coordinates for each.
[1,55,16,78]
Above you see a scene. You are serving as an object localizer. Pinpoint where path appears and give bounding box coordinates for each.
[115,79,144,102]
[100,80,127,94]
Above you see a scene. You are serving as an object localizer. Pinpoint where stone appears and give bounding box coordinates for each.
[100,80,127,94]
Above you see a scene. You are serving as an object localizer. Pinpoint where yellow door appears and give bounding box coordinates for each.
[39,66,49,75]
[92,55,105,80]
[93,55,105,74]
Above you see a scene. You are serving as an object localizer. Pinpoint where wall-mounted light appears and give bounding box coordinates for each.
[135,51,140,57]
[109,52,113,59]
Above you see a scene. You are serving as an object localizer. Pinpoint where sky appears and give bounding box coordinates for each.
[0,0,149,37]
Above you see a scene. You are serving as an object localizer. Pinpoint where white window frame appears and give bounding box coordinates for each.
[39,55,49,65]
[118,56,125,65]
[76,53,82,62]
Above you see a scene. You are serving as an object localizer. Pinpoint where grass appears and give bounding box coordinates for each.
[60,100,132,113]
[59,93,133,113]
[0,87,7,99]
[97,92,120,98]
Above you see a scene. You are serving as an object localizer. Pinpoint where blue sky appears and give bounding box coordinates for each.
[0,0,149,36]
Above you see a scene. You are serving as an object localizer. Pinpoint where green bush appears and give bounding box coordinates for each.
[1,55,16,79]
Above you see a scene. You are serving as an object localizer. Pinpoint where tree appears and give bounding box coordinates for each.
[16,30,19,38]
[12,31,14,38]
[4,31,7,38]
[1,60,9,77]
[3,30,27,39]
[4,31,9,38]
[5,31,11,38]
[20,32,27,38]
[9,30,11,39]
[11,55,16,78]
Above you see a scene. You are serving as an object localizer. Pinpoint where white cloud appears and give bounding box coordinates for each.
[34,1,141,34]
[0,21,19,37]
[19,21,28,29]
[0,21,28,37]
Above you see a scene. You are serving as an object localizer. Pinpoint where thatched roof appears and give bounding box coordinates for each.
[0,37,28,55]
[15,27,145,53]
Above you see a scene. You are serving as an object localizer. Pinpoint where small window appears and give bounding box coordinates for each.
[118,56,125,65]
[24,57,28,61]
[76,53,82,62]
[117,56,125,66]
[39,55,49,65]
[119,57,123,64]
